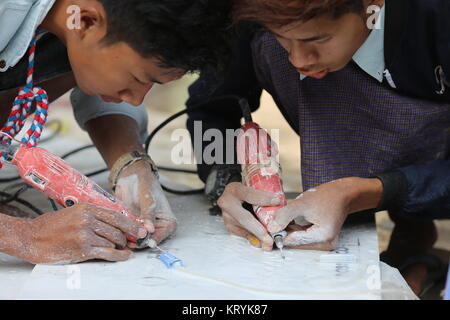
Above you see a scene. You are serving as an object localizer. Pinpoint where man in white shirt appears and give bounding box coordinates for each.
[0,0,230,264]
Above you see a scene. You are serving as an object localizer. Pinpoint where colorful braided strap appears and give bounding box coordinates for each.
[0,32,49,168]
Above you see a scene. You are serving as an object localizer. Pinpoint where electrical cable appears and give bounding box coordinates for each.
[85,168,109,177]
[0,190,44,215]
[5,181,31,191]
[161,184,204,195]
[61,144,95,159]
[60,145,109,177]
[0,184,30,205]
[48,198,58,211]
[0,174,22,183]
[145,94,251,195]
[0,182,44,215]
[144,94,251,152]
[158,166,197,174]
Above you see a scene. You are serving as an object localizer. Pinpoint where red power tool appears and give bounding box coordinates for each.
[237,120,288,258]
[0,142,154,248]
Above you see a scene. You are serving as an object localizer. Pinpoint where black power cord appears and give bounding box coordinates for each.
[60,145,109,177]
[48,198,58,211]
[61,144,95,159]
[144,95,251,195]
[0,182,46,215]
[0,184,30,205]
[0,190,44,215]
[144,104,208,195]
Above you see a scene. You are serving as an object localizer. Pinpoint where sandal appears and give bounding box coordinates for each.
[391,252,447,298]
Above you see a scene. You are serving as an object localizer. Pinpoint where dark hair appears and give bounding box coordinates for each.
[98,0,232,73]
[233,0,365,27]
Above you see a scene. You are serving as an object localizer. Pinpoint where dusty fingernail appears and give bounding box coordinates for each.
[247,235,261,247]
[271,197,280,206]
[144,221,155,233]
[138,228,148,238]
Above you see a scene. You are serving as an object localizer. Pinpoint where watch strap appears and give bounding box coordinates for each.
[109,151,158,190]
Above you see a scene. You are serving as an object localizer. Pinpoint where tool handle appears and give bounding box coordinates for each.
[236,122,287,228]
[248,166,287,228]
[12,145,145,243]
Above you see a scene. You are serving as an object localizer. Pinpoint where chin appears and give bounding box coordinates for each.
[76,83,95,96]
[334,61,353,72]
[331,67,343,73]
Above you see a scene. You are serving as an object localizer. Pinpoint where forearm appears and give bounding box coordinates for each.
[0,213,31,260]
[85,114,144,168]
[375,160,450,218]
[342,177,384,214]
[333,159,450,219]
[344,161,450,216]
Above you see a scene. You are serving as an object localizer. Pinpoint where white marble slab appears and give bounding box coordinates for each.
[0,134,399,300]
[17,192,382,300]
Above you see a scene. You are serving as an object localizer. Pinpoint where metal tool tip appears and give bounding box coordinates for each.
[146,239,158,249]
[273,233,286,259]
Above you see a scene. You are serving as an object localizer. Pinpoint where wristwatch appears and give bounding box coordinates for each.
[109,151,159,191]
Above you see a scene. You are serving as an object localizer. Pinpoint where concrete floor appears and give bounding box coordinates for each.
[46,74,449,298]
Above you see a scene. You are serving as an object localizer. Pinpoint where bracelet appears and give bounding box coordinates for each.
[109,151,159,191]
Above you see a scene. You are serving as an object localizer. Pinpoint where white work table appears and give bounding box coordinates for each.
[0,137,416,300]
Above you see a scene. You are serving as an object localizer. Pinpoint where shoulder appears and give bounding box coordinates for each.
[0,0,38,10]
[0,0,38,51]
[0,0,38,22]
[0,0,55,72]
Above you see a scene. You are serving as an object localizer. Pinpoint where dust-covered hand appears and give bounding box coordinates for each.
[217,182,282,251]
[24,203,147,264]
[267,177,383,251]
[115,160,177,249]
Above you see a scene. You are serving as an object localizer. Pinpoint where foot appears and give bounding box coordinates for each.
[380,212,439,297]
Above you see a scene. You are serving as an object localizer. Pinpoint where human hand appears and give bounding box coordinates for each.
[217,182,281,251]
[24,203,147,264]
[268,177,383,250]
[115,160,177,249]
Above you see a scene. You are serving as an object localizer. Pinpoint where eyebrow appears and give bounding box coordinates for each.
[143,74,163,85]
[142,69,185,85]
[162,69,187,78]
[272,31,331,42]
[149,78,163,85]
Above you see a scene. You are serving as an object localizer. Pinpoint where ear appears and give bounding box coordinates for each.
[71,2,107,42]
[366,0,384,9]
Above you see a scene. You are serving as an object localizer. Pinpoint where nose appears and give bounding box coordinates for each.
[119,83,154,106]
[288,41,318,70]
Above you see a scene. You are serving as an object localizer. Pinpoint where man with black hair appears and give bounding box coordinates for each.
[186,0,449,296]
[0,0,231,264]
